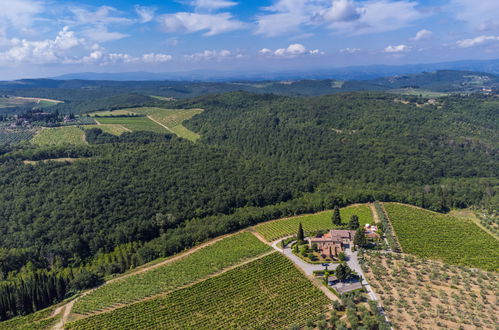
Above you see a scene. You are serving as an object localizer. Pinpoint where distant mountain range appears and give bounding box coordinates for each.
[50,58,499,82]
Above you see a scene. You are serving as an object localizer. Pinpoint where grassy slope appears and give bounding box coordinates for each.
[126,107,203,142]
[254,204,373,241]
[31,126,87,146]
[73,232,271,314]
[0,305,60,330]
[94,117,166,134]
[384,203,499,271]
[67,253,329,330]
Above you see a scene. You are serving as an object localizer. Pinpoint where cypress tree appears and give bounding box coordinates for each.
[353,227,367,248]
[297,223,305,242]
[349,215,360,230]
[332,206,342,226]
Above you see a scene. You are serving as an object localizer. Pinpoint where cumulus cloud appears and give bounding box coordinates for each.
[159,12,245,36]
[135,5,156,23]
[260,43,324,57]
[184,49,242,61]
[0,26,85,64]
[255,0,426,37]
[456,35,499,48]
[384,44,409,53]
[320,0,363,22]
[411,29,432,41]
[190,0,238,10]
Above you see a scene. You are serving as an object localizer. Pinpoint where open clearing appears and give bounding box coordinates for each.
[67,253,330,330]
[31,126,87,146]
[254,204,373,242]
[362,251,498,329]
[384,203,499,271]
[72,232,272,315]
[0,96,62,108]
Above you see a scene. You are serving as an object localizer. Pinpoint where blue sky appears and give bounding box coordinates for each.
[0,0,498,79]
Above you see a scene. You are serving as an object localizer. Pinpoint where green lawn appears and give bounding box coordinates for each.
[385,203,499,271]
[95,117,167,134]
[72,232,271,315]
[31,126,87,146]
[254,204,373,242]
[67,253,329,330]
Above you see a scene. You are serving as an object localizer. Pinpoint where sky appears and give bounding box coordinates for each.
[0,0,498,79]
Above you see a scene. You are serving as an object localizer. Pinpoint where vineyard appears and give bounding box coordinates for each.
[127,107,203,141]
[73,232,272,314]
[384,203,499,271]
[30,126,87,146]
[67,253,330,329]
[0,305,59,330]
[95,117,166,134]
[0,128,38,145]
[83,124,129,136]
[254,204,373,241]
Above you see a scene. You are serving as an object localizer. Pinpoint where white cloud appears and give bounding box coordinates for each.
[0,26,85,64]
[450,0,499,32]
[81,26,128,43]
[340,47,361,53]
[184,49,241,61]
[142,53,173,63]
[0,0,43,29]
[190,0,238,10]
[411,29,432,41]
[320,0,363,22]
[329,0,425,35]
[159,12,245,36]
[456,35,499,48]
[69,6,132,26]
[135,6,156,23]
[260,43,324,57]
[384,44,409,53]
[255,0,426,37]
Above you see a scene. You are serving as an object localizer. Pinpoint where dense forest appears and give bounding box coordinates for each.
[0,90,497,320]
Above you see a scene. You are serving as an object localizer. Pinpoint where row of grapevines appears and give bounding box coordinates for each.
[0,128,37,145]
[0,305,60,330]
[254,204,373,241]
[73,232,271,314]
[67,253,330,330]
[384,203,499,271]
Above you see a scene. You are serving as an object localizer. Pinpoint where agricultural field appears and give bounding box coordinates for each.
[67,253,330,330]
[0,96,61,109]
[0,305,60,330]
[362,252,498,329]
[389,88,448,97]
[83,124,129,136]
[384,203,499,271]
[30,126,87,146]
[88,110,135,117]
[94,117,166,134]
[124,107,203,141]
[0,127,38,145]
[73,232,271,314]
[254,204,373,242]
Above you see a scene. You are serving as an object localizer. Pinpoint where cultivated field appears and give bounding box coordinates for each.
[0,127,38,145]
[83,124,129,136]
[73,232,271,314]
[254,204,373,241]
[384,203,499,271]
[88,110,135,117]
[30,126,87,146]
[67,253,330,329]
[0,305,60,330]
[124,107,203,141]
[0,96,62,108]
[95,117,166,134]
[362,252,498,329]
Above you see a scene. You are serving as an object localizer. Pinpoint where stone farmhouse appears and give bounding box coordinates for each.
[307,230,356,258]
